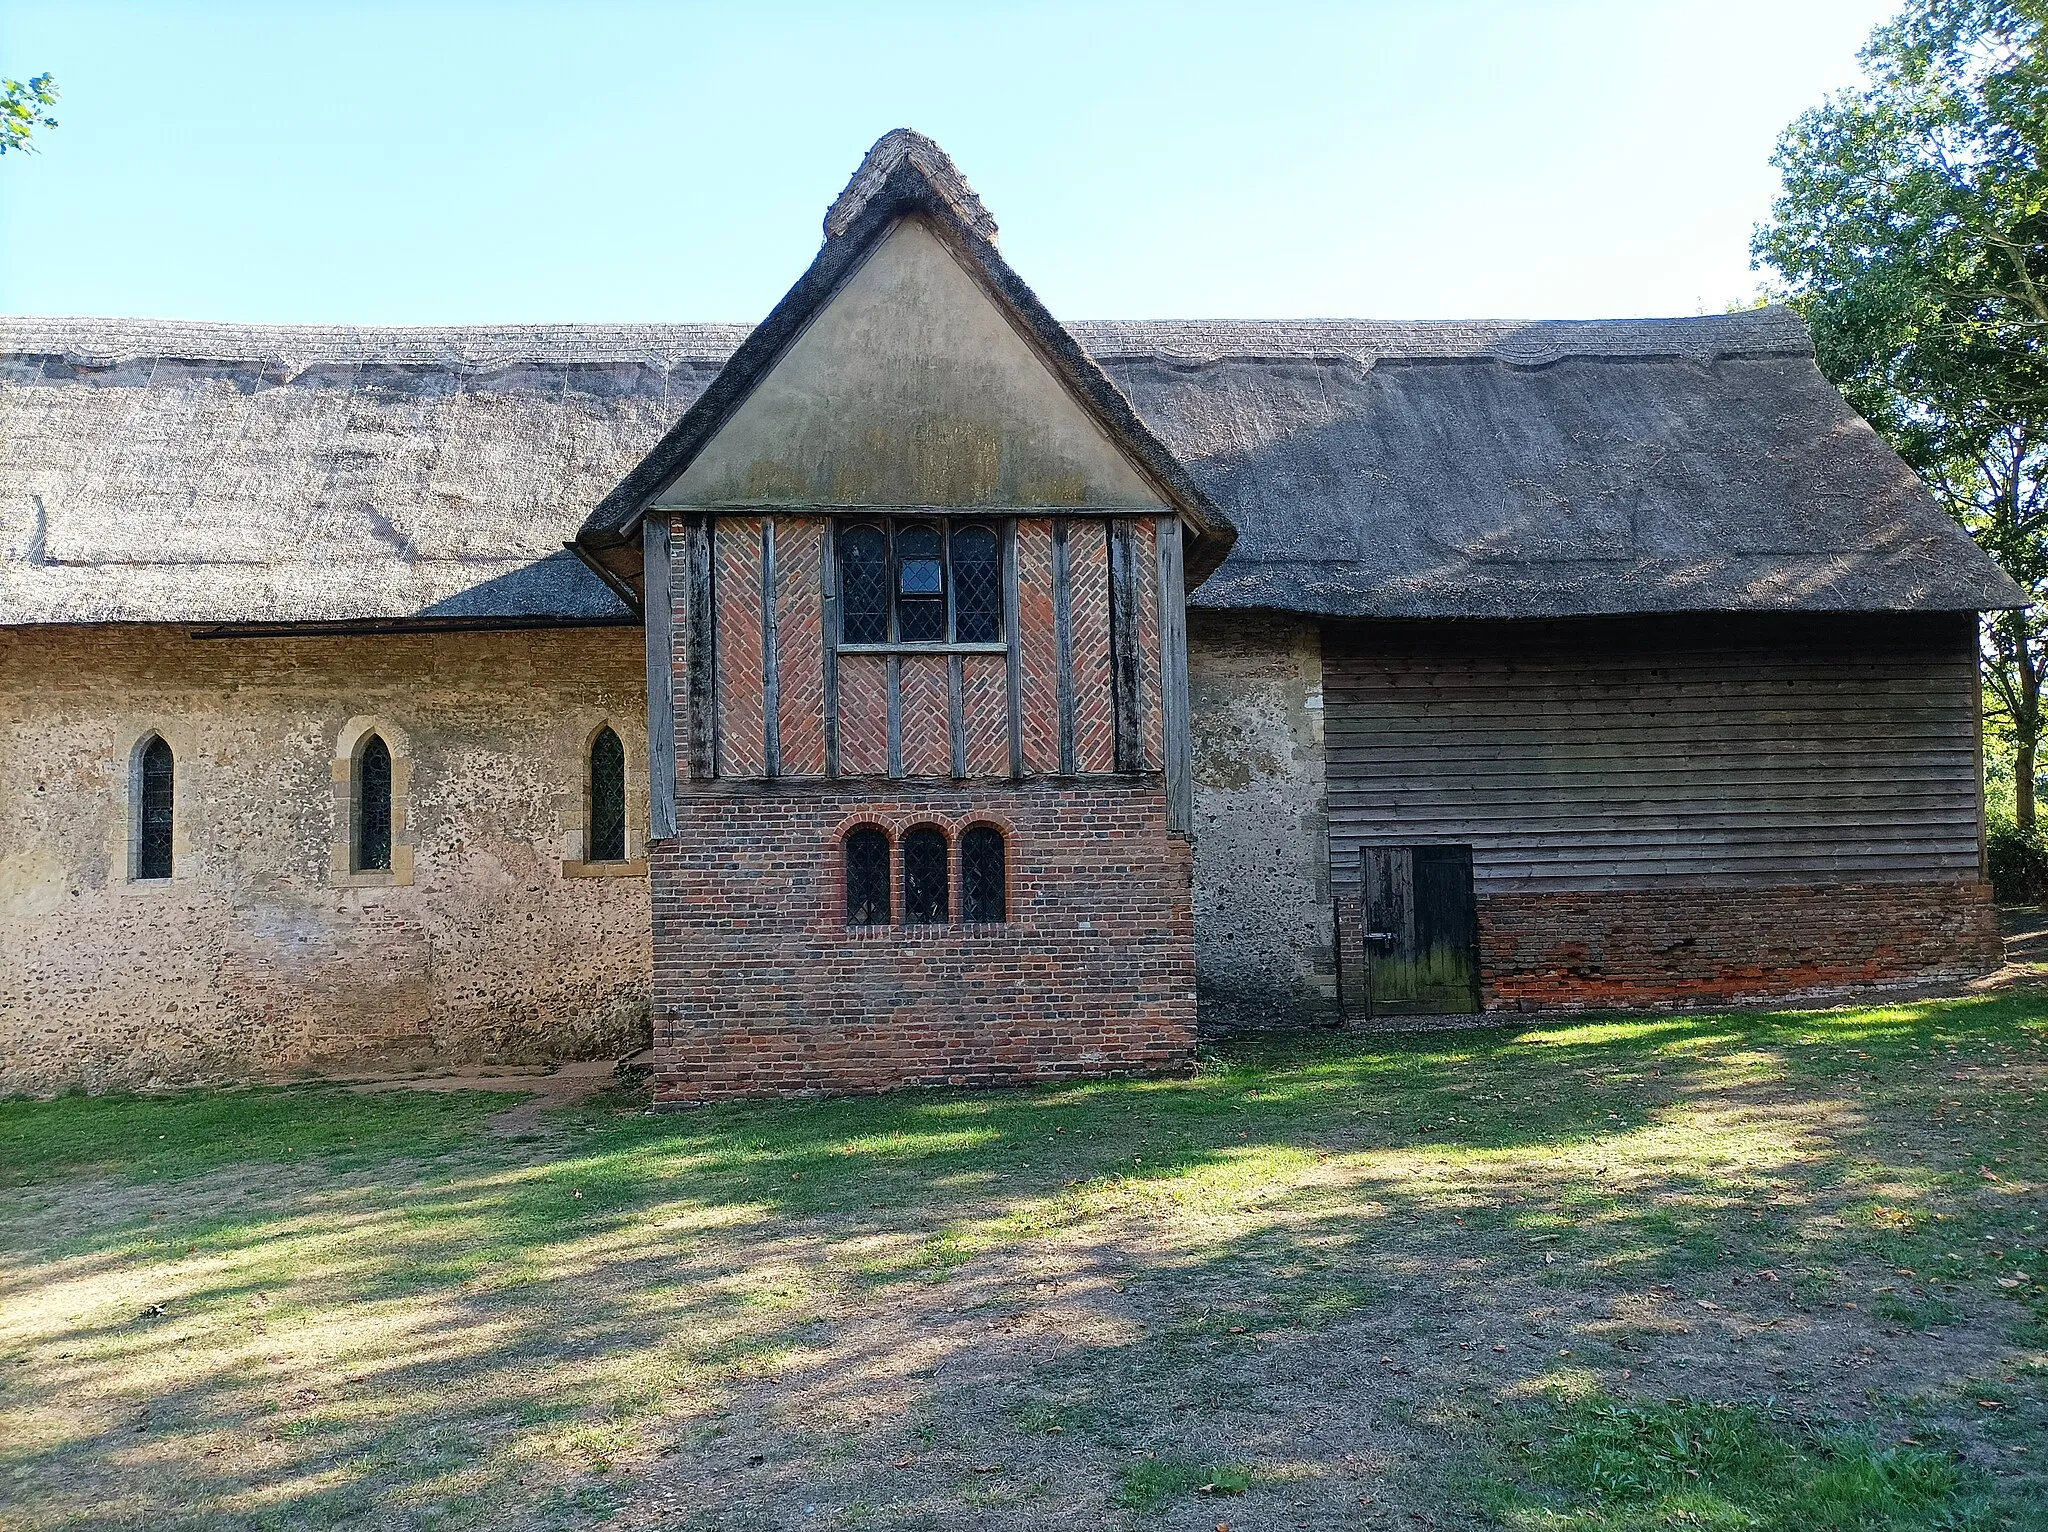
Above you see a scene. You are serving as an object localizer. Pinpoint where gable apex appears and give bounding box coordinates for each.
[578,132,1236,595]
[824,129,997,245]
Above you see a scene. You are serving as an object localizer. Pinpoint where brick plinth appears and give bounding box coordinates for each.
[651,778,1194,1102]
[1479,880,2002,1011]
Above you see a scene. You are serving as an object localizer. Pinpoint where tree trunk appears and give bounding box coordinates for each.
[2018,634,2042,835]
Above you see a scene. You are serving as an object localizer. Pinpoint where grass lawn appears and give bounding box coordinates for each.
[2,994,2044,1531]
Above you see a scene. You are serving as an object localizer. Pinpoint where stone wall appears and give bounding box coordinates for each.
[1477,880,2003,1011]
[652,779,1194,1102]
[1187,611,1337,1032]
[0,625,652,1095]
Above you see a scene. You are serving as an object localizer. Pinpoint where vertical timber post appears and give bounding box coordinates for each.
[1003,518,1024,780]
[642,516,678,840]
[1156,515,1192,833]
[687,517,717,781]
[1109,518,1143,773]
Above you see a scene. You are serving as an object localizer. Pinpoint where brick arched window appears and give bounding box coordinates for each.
[355,734,393,873]
[961,824,1007,923]
[589,725,626,862]
[845,826,891,926]
[135,734,174,881]
[902,824,949,924]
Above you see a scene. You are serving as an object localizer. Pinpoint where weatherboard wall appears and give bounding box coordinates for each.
[1320,612,2000,1011]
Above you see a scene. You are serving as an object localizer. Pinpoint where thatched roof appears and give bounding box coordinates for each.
[0,306,2022,628]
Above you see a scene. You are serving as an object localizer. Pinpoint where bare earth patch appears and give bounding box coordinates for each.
[2,995,2043,1530]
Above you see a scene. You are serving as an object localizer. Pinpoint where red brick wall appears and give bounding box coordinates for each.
[651,779,1195,1101]
[1478,880,2003,1011]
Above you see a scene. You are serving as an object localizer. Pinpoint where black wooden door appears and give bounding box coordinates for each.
[1361,844,1479,1016]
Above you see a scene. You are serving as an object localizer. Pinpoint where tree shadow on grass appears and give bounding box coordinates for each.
[1,992,2042,1528]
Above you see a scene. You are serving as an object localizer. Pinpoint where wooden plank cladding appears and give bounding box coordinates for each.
[1322,613,1983,894]
[698,512,1178,784]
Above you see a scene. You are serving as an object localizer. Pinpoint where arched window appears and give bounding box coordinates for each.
[846,827,891,925]
[355,734,393,873]
[136,734,174,881]
[902,825,949,924]
[962,825,1007,923]
[839,524,890,644]
[950,524,1002,643]
[589,726,626,862]
[894,525,946,642]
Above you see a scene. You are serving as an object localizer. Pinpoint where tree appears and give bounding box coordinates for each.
[1,73,58,155]
[1753,0,2048,829]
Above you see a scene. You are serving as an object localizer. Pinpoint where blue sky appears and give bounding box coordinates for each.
[1,1,1897,325]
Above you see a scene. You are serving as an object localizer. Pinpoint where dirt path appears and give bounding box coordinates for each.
[340,1056,628,1131]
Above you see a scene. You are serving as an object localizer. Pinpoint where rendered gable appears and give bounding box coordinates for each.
[656,218,1166,511]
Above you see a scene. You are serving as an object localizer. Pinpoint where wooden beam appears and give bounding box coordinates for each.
[642,517,678,840]
[1109,518,1144,773]
[687,517,717,781]
[1156,515,1193,832]
[1053,518,1076,777]
[887,653,904,779]
[822,519,840,779]
[949,653,968,778]
[1003,518,1024,780]
[760,518,781,778]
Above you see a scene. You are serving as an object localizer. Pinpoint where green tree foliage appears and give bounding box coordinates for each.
[1754,0,2048,826]
[0,72,58,155]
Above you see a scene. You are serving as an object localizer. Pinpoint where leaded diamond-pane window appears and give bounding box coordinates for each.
[356,735,393,873]
[951,525,1001,643]
[589,726,626,862]
[845,826,891,926]
[903,825,949,924]
[840,524,890,644]
[894,526,946,642]
[137,735,173,881]
[961,825,1006,923]
[835,518,1004,647]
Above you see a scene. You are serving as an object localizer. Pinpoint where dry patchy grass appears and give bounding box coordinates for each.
[2,993,2045,1529]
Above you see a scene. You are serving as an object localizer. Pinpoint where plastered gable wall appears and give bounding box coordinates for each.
[0,626,651,1094]
[657,217,1167,513]
[1186,611,1336,1030]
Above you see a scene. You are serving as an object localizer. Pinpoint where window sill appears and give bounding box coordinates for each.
[333,869,411,888]
[835,642,1008,656]
[562,859,649,880]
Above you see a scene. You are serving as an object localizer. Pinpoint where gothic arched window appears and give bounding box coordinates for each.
[845,826,891,926]
[589,725,626,862]
[136,734,174,881]
[902,825,949,924]
[355,734,393,873]
[961,824,1007,923]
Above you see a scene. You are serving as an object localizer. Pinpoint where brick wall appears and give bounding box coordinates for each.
[651,778,1194,1102]
[1478,880,2003,1011]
